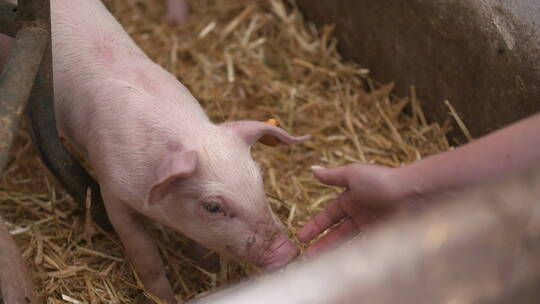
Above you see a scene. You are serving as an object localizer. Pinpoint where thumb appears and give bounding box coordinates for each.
[311,165,351,188]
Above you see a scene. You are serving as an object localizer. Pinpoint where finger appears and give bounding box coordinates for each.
[297,191,352,242]
[304,218,360,259]
[311,165,354,188]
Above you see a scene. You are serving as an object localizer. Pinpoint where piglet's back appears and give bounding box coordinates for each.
[51,0,209,144]
[49,0,211,203]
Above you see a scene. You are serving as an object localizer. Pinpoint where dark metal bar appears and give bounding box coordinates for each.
[18,0,51,26]
[0,2,39,303]
[0,0,17,37]
[24,0,111,230]
[0,1,103,303]
[189,170,540,304]
[0,26,48,171]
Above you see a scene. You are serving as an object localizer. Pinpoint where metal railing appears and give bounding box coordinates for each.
[0,1,108,302]
[0,0,110,229]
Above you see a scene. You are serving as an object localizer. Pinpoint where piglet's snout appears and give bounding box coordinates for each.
[258,237,299,270]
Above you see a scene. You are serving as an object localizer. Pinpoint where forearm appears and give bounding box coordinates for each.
[399,112,540,201]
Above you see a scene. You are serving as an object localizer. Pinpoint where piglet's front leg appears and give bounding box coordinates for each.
[102,190,175,304]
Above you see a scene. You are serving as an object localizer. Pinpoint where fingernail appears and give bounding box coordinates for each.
[311,165,326,171]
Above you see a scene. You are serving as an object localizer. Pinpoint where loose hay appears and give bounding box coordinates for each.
[0,0,451,303]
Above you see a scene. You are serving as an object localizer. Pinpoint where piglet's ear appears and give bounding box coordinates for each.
[147,149,198,206]
[222,121,310,147]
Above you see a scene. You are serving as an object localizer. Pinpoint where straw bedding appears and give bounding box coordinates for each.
[0,0,451,302]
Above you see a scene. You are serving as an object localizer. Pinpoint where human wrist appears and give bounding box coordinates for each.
[390,163,426,206]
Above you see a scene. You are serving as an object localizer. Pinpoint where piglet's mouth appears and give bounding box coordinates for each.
[257,238,299,270]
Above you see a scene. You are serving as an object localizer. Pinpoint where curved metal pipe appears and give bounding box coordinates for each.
[0,25,48,171]
[0,0,17,37]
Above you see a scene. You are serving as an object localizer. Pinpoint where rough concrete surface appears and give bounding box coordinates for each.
[298,0,540,143]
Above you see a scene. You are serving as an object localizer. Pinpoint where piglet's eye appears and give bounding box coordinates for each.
[204,202,222,214]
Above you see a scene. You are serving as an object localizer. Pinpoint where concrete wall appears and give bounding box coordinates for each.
[297,0,540,143]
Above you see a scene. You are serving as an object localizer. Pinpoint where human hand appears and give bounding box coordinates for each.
[298,164,409,258]
[299,113,540,258]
